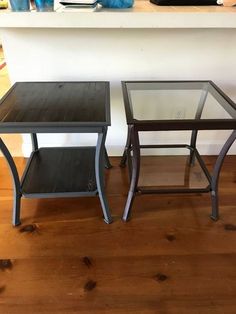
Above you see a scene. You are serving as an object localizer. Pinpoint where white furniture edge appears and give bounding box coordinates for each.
[1,11,236,29]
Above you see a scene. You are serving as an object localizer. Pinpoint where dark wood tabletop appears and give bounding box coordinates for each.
[0,81,110,132]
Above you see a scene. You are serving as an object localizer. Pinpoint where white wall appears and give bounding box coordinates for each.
[1,28,236,156]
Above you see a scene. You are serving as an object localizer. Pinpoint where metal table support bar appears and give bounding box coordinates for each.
[0,138,21,226]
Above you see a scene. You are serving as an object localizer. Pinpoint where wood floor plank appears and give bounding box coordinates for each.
[1,204,236,258]
[0,156,236,313]
[1,255,236,313]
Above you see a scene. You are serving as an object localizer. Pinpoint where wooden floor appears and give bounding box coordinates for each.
[0,156,236,313]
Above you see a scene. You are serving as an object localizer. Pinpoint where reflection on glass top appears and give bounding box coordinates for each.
[125,82,236,121]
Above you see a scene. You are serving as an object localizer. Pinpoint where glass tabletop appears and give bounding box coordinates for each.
[123,81,236,128]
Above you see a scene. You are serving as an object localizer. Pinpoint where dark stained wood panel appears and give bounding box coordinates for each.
[21,147,97,196]
[0,82,109,125]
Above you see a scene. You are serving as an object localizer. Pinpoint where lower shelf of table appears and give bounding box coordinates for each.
[129,146,212,194]
[21,147,98,198]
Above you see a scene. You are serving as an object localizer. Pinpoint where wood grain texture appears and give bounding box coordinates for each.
[0,82,109,125]
[21,147,97,196]
[0,156,236,313]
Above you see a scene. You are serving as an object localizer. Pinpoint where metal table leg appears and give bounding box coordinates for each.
[120,125,132,167]
[104,148,112,169]
[211,130,236,220]
[189,85,208,166]
[31,133,38,151]
[122,126,140,221]
[95,128,113,224]
[0,138,21,226]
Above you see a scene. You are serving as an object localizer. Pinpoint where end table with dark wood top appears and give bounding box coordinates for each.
[121,81,236,221]
[0,81,113,225]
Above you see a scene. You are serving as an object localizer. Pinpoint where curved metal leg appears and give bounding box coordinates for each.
[210,130,236,221]
[0,138,21,226]
[189,130,197,166]
[31,133,38,151]
[189,86,208,166]
[120,125,132,167]
[95,129,113,224]
[122,126,140,222]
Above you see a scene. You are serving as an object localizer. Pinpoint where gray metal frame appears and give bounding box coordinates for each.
[210,130,236,220]
[122,128,236,222]
[95,128,113,223]
[121,80,236,221]
[0,131,113,225]
[0,138,21,226]
[0,82,113,226]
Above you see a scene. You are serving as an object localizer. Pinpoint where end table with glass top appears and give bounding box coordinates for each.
[0,81,113,225]
[121,81,236,221]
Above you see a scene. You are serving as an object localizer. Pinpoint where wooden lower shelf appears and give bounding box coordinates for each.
[21,147,97,198]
